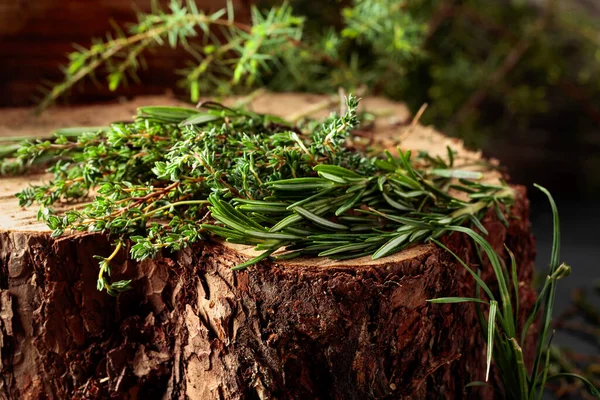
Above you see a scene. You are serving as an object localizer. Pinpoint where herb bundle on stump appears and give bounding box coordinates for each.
[0,93,538,399]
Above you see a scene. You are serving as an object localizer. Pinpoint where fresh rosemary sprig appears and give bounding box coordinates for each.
[11,94,512,295]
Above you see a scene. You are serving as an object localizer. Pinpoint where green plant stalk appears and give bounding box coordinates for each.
[38,9,251,110]
[530,184,560,398]
[430,186,598,399]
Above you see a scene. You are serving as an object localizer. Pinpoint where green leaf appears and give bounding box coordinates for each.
[244,229,301,241]
[232,248,276,271]
[137,106,199,123]
[427,297,488,304]
[370,209,432,229]
[382,192,413,211]
[372,232,409,260]
[469,214,489,235]
[446,146,455,167]
[237,202,289,213]
[445,226,515,337]
[313,164,362,178]
[286,188,335,210]
[530,184,561,392]
[269,213,304,232]
[429,169,483,180]
[486,300,498,382]
[294,206,348,230]
[318,171,349,184]
[335,188,365,216]
[505,245,519,320]
[108,72,121,91]
[494,201,509,227]
[110,279,132,292]
[179,113,222,127]
[509,338,529,399]
[190,80,200,102]
[318,242,373,257]
[267,177,335,191]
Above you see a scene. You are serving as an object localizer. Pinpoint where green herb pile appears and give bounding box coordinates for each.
[9,95,512,295]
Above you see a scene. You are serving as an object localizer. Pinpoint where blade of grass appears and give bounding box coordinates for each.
[447,226,515,337]
[430,239,495,302]
[505,245,520,322]
[486,300,498,381]
[530,184,560,396]
[510,338,529,399]
[427,297,488,304]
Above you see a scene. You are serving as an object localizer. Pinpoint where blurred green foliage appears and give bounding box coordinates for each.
[42,0,600,151]
[262,0,600,147]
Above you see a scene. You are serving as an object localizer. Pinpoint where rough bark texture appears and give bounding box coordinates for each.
[0,93,537,399]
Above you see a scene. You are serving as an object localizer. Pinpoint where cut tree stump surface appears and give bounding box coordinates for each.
[0,93,535,399]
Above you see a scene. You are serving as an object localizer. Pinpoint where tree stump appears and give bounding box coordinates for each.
[0,93,537,399]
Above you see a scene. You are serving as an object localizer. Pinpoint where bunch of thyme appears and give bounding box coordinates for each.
[10,94,511,294]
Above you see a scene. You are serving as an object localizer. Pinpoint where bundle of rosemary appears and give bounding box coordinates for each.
[7,95,512,295]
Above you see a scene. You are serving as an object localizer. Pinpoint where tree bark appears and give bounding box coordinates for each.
[0,93,537,399]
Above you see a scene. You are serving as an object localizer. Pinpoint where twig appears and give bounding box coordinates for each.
[398,103,428,142]
[285,95,339,123]
[234,88,267,109]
